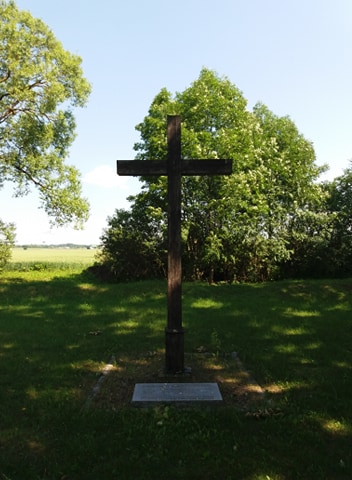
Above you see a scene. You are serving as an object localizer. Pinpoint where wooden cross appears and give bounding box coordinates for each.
[117,115,232,373]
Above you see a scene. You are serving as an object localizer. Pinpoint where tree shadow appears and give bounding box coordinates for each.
[1,275,351,479]
[0,276,165,406]
[182,279,352,478]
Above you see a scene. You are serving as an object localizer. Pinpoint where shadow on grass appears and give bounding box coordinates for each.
[0,274,351,479]
[183,280,352,478]
[188,281,351,384]
[0,274,166,422]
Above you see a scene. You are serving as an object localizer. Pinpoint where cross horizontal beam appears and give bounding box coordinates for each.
[117,159,232,176]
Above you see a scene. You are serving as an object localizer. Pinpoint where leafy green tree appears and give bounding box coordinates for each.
[279,191,334,278]
[230,103,326,280]
[133,69,252,281]
[0,0,91,259]
[324,163,352,276]
[99,69,325,282]
[0,219,15,267]
[95,203,167,281]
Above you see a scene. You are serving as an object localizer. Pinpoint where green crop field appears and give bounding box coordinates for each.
[8,247,97,272]
[11,247,96,263]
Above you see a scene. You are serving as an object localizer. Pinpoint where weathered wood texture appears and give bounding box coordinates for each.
[116,115,232,373]
[166,116,183,372]
[117,159,232,176]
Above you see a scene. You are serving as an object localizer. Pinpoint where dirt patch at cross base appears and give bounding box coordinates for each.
[87,351,269,411]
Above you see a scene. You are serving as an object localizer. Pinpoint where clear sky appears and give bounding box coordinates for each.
[2,0,352,245]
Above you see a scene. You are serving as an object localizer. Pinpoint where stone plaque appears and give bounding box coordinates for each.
[132,382,223,405]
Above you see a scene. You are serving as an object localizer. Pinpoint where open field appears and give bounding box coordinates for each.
[0,270,351,479]
[8,247,97,271]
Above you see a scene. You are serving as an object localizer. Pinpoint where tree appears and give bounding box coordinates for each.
[0,0,91,258]
[227,103,326,280]
[0,219,15,267]
[133,69,253,281]
[99,69,325,282]
[94,203,167,282]
[324,163,352,277]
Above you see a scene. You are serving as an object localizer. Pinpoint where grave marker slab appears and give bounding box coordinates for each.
[132,382,223,405]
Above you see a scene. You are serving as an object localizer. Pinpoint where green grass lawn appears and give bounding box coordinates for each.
[0,265,351,479]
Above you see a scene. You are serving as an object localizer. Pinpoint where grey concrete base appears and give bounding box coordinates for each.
[132,382,223,406]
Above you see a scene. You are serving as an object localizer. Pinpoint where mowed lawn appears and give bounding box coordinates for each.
[0,257,351,479]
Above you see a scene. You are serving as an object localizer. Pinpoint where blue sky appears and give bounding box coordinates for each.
[2,0,352,245]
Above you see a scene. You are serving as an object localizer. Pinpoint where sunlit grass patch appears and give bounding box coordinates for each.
[283,308,320,318]
[320,417,352,436]
[271,325,312,336]
[191,298,224,309]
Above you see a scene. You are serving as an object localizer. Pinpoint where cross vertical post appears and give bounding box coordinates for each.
[165,115,184,373]
[116,115,232,375]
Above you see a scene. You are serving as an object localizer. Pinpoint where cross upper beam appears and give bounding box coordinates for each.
[117,159,232,176]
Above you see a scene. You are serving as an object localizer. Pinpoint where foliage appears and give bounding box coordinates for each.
[324,162,352,276]
[93,206,166,281]
[0,0,91,232]
[0,218,15,267]
[281,162,352,278]
[99,68,327,282]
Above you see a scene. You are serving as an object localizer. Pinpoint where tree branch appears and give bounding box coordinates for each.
[28,78,47,90]
[13,162,46,190]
